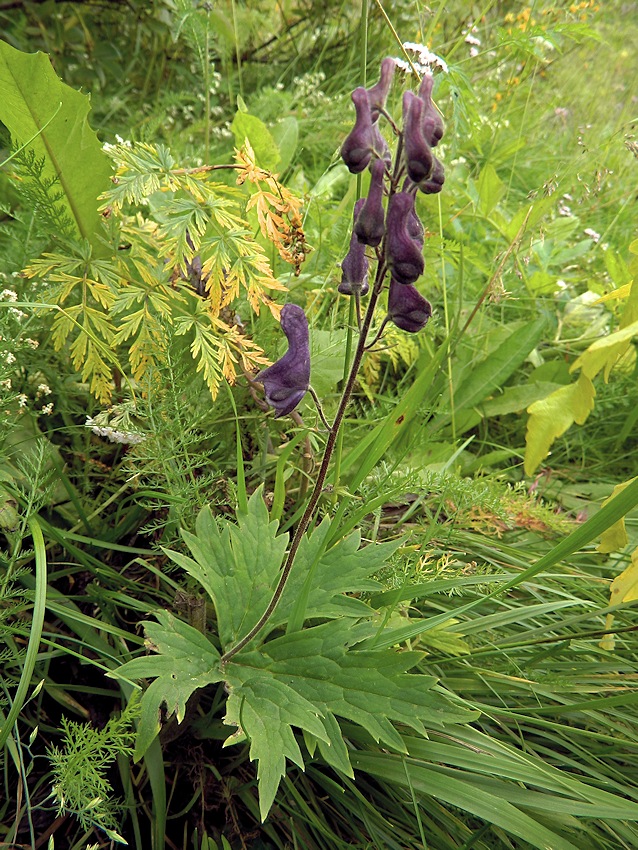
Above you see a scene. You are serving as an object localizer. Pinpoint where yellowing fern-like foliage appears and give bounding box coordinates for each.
[235,141,310,275]
[24,140,309,402]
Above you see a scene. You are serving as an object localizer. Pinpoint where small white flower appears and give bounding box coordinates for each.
[465,34,481,46]
[0,379,11,390]
[397,42,449,74]
[37,383,52,396]
[584,227,601,242]
[18,394,28,407]
[41,402,54,415]
[4,352,16,365]
[469,47,479,58]
[25,338,39,350]
[558,204,572,216]
[8,307,26,320]
[1,289,17,302]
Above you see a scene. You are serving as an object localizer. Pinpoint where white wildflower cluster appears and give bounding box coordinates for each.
[584,227,601,243]
[41,402,54,415]
[0,378,11,390]
[3,352,16,365]
[36,383,52,398]
[103,134,133,153]
[86,417,145,445]
[463,24,481,58]
[394,42,449,75]
[1,289,18,302]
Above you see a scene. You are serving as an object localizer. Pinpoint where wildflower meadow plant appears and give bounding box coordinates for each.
[111,56,465,820]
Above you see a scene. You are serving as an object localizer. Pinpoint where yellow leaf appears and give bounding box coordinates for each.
[570,318,638,382]
[609,547,638,604]
[598,477,636,553]
[593,283,633,303]
[524,373,595,475]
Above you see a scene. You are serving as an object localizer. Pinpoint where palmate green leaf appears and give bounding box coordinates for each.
[224,618,477,820]
[0,41,112,254]
[111,611,223,760]
[164,490,289,650]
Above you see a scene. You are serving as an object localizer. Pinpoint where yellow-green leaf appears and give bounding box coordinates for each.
[570,319,638,383]
[524,373,595,475]
[598,477,636,553]
[0,41,112,254]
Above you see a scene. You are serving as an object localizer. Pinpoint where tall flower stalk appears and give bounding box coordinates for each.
[221,58,445,665]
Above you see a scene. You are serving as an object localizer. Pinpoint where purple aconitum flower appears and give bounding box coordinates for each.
[341,87,375,174]
[386,191,425,285]
[387,278,432,333]
[339,199,370,295]
[417,73,445,147]
[366,57,396,122]
[402,91,433,185]
[256,303,310,417]
[354,159,386,248]
[418,154,445,194]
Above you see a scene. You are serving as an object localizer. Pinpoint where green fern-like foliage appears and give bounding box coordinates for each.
[47,699,138,843]
[23,140,301,402]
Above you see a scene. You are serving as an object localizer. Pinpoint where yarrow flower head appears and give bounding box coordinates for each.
[256,303,310,417]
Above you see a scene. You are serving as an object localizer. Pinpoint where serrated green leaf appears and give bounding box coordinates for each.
[0,41,112,254]
[224,619,477,819]
[165,490,288,650]
[110,611,222,760]
[274,518,393,628]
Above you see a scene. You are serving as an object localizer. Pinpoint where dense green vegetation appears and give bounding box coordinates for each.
[1,1,637,848]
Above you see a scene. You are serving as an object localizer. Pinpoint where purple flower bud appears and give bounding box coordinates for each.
[341,88,374,174]
[339,199,370,295]
[417,73,444,146]
[402,92,433,185]
[388,278,432,333]
[417,154,445,194]
[386,191,425,285]
[401,181,425,247]
[256,304,310,417]
[366,57,396,122]
[354,160,386,247]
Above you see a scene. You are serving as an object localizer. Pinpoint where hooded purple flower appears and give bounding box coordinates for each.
[386,191,425,285]
[256,304,310,417]
[339,199,369,295]
[341,88,374,174]
[388,278,432,333]
[366,57,396,122]
[402,91,433,185]
[354,159,386,248]
[417,155,445,194]
[417,73,444,147]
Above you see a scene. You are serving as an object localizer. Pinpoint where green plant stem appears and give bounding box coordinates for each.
[0,517,47,752]
[221,262,388,666]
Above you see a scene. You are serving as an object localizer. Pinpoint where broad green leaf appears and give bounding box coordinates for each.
[452,317,547,412]
[231,110,280,171]
[0,41,112,254]
[271,116,298,173]
[310,328,350,400]
[524,373,596,475]
[476,162,505,215]
[165,490,288,650]
[598,477,636,553]
[480,381,563,418]
[224,619,477,820]
[111,612,223,760]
